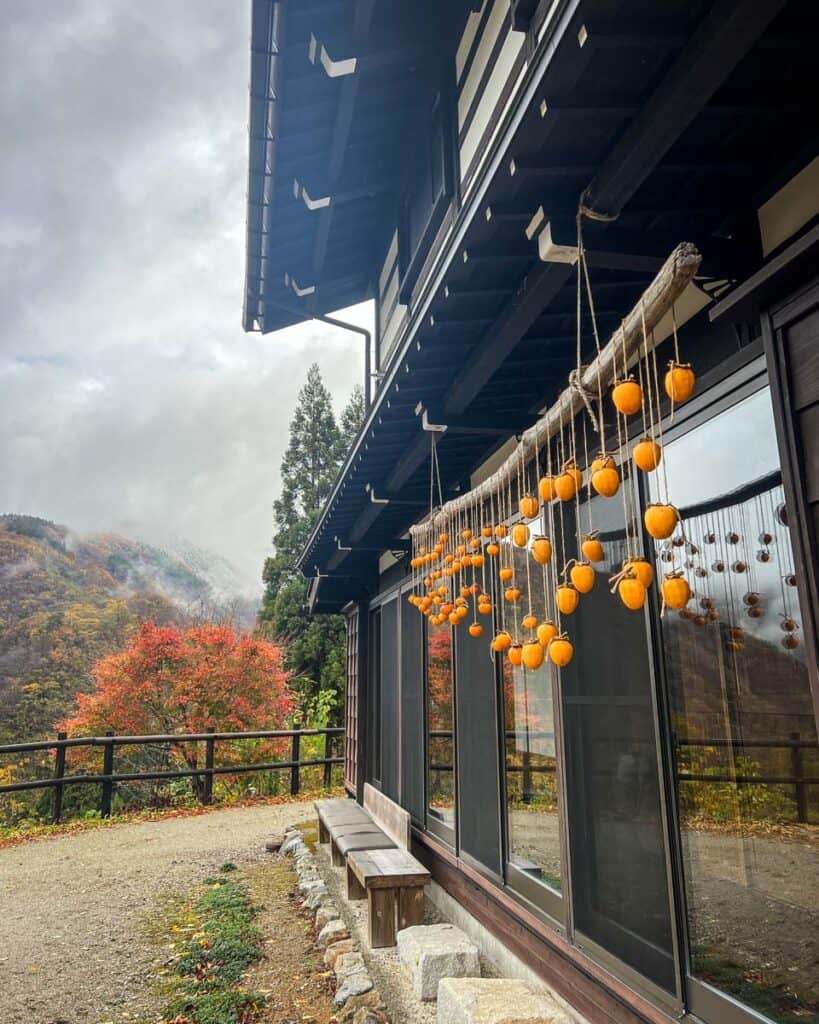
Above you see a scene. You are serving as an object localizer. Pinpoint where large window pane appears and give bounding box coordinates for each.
[427,621,455,833]
[503,535,563,894]
[655,387,819,1023]
[559,490,676,994]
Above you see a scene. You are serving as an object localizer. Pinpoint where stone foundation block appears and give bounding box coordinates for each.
[397,924,481,1001]
[324,938,354,968]
[335,969,373,1006]
[315,903,339,931]
[437,978,574,1024]
[318,918,350,948]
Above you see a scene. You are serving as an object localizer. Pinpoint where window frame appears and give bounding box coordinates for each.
[647,348,818,1024]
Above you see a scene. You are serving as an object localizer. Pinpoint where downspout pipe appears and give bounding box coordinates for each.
[269,302,373,409]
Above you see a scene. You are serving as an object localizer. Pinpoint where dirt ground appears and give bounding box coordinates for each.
[242,837,337,1024]
[0,800,321,1024]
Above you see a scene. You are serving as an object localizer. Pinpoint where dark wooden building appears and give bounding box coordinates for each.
[244,2,819,1022]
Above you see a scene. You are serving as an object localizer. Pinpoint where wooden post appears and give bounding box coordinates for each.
[290,731,301,796]
[51,732,67,824]
[203,728,215,806]
[100,732,114,818]
[790,732,808,823]
[368,888,396,947]
[323,732,333,789]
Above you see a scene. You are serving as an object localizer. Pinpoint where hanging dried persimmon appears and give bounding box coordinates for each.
[539,475,557,502]
[522,640,545,670]
[508,643,524,666]
[468,623,483,638]
[624,557,653,588]
[569,561,595,594]
[633,438,662,472]
[644,503,679,539]
[612,377,642,415]
[512,523,530,547]
[556,583,580,615]
[490,630,512,652]
[537,620,557,646]
[664,362,696,403]
[581,533,604,563]
[591,456,620,497]
[531,535,553,565]
[547,634,574,666]
[618,573,647,610]
[519,494,539,519]
[662,571,690,610]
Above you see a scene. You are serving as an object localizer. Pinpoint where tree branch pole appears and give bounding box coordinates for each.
[411,241,701,536]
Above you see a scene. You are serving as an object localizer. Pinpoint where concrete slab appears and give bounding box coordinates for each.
[398,924,481,1001]
[437,978,574,1024]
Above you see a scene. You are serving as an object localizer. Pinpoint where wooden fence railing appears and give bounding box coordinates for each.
[431,729,816,821]
[0,727,344,823]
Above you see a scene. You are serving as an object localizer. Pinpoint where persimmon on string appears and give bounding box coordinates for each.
[581,532,604,562]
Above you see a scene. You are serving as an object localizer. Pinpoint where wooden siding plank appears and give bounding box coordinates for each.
[786,314,819,411]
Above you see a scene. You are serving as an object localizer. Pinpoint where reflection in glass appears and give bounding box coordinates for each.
[504,538,562,892]
[654,388,819,1022]
[427,620,455,830]
[558,489,676,993]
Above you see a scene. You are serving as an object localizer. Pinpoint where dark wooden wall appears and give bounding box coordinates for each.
[379,596,400,801]
[400,596,426,823]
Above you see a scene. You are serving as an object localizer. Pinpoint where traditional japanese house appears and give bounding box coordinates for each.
[243,2,819,1022]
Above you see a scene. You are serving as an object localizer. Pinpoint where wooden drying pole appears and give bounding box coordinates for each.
[411,241,701,536]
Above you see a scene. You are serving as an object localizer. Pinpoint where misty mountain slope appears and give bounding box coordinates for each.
[0,515,258,742]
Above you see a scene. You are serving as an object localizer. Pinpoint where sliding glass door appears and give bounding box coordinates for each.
[655,380,819,1024]
[558,488,679,1003]
[426,619,456,844]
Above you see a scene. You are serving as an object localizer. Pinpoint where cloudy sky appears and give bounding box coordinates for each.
[0,0,370,595]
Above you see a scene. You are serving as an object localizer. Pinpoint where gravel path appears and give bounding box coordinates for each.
[0,801,316,1024]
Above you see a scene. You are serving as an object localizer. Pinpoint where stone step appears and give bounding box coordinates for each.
[397,923,481,1001]
[437,978,575,1024]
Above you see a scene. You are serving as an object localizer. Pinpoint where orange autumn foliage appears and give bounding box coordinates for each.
[60,622,293,738]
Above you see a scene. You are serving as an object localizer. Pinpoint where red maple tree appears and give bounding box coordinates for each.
[58,622,294,799]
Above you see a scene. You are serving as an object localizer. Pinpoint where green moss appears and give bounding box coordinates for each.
[159,876,266,1024]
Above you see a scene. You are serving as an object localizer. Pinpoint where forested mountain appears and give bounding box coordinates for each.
[0,515,256,742]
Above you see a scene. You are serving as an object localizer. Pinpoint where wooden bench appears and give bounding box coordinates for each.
[315,785,413,867]
[346,847,431,947]
[315,797,370,844]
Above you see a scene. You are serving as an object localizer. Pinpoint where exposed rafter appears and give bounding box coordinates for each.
[583,0,788,218]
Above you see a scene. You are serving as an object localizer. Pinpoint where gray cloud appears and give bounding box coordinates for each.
[0,0,370,594]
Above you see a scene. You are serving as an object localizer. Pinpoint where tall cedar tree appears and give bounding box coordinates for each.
[259,370,364,724]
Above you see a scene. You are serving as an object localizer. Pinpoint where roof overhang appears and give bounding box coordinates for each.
[257,0,814,598]
[243,0,475,334]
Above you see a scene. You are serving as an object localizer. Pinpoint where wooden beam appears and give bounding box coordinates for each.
[583,0,788,218]
[446,262,574,416]
[312,0,376,274]
[384,260,573,494]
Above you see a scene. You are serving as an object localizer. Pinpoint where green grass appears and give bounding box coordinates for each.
[160,870,265,1024]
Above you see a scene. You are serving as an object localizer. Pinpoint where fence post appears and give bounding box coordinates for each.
[323,732,333,789]
[203,728,215,806]
[791,732,808,823]
[521,749,533,804]
[100,732,114,818]
[51,732,67,824]
[290,731,301,796]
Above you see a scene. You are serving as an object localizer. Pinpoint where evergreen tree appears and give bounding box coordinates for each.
[259,367,362,724]
[336,383,365,459]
